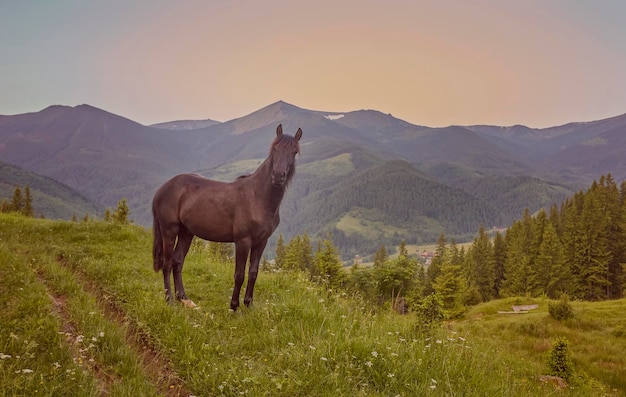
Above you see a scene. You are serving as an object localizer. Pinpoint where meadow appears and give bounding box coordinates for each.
[0,213,622,396]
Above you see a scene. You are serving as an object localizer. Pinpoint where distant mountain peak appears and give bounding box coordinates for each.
[228,100,307,135]
[151,118,221,130]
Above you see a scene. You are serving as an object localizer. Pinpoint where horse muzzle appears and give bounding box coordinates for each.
[271,171,287,187]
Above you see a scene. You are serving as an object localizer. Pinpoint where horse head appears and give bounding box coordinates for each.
[270,124,302,187]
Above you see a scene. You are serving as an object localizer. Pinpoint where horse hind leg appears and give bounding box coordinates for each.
[172,228,195,307]
[160,227,178,304]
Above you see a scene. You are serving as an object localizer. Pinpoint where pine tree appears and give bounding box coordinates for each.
[112,198,130,224]
[398,240,408,257]
[373,245,388,267]
[104,208,112,222]
[433,245,465,317]
[466,225,495,301]
[598,174,625,298]
[573,183,611,300]
[492,231,506,298]
[535,222,570,298]
[274,234,286,268]
[501,213,535,297]
[23,185,34,217]
[314,239,345,289]
[284,235,302,270]
[426,233,446,295]
[300,232,314,274]
[11,186,23,213]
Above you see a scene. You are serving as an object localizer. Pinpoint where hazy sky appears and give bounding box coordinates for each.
[2,1,626,127]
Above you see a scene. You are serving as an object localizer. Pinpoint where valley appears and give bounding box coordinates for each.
[1,101,625,258]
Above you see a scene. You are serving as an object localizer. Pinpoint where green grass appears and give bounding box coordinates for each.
[299,153,355,176]
[335,207,407,240]
[0,213,621,396]
[454,297,626,395]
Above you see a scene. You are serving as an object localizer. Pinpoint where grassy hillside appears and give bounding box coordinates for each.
[0,161,102,219]
[0,214,620,396]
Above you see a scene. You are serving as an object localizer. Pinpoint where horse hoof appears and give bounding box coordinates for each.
[181,299,197,308]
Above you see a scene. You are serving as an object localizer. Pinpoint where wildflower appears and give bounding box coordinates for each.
[387,373,395,378]
[365,361,373,367]
[371,351,378,358]
[309,345,316,351]
[53,362,61,369]
[321,357,328,361]
[436,339,442,344]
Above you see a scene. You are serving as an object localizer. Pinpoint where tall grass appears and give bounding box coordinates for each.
[0,213,621,396]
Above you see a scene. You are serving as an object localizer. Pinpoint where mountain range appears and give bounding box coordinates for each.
[1,101,624,258]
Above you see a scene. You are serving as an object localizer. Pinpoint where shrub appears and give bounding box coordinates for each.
[548,338,573,382]
[415,293,445,331]
[548,294,574,320]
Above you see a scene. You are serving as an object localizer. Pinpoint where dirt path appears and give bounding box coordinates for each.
[36,257,191,397]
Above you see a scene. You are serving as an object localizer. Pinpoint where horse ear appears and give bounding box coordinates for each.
[276,124,283,136]
[295,128,302,141]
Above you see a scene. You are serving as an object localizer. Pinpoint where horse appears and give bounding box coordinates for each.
[152,124,302,311]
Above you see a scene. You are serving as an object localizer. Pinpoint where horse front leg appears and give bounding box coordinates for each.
[231,239,251,311]
[244,239,268,308]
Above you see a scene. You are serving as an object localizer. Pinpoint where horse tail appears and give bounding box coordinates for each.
[152,206,163,272]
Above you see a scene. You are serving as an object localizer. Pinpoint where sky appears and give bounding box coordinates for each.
[1,0,626,128]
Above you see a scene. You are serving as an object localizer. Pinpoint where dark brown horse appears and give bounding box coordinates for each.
[152,124,302,311]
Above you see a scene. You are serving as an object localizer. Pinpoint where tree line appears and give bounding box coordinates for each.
[1,185,34,217]
[271,174,625,318]
[0,185,131,226]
